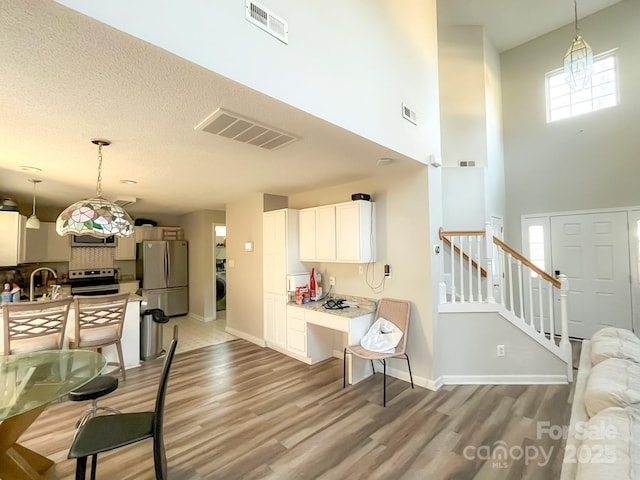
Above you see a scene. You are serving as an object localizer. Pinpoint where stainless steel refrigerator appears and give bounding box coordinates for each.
[136,240,188,317]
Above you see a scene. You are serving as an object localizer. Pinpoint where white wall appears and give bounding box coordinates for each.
[501,0,640,247]
[438,25,488,167]
[439,311,568,382]
[438,26,506,230]
[288,168,440,384]
[55,0,440,164]
[225,193,265,343]
[180,209,225,321]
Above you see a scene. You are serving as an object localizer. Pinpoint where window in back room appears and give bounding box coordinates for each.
[546,49,619,123]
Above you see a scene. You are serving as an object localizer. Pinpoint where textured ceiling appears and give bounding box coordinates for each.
[0,0,622,219]
[0,0,420,218]
[437,0,624,52]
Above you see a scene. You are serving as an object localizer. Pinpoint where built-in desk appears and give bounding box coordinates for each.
[286,296,377,384]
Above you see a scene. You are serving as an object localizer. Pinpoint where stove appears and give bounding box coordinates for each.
[68,268,119,296]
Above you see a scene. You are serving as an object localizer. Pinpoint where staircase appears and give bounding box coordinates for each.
[439,222,573,383]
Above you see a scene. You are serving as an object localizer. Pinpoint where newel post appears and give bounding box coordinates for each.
[559,274,573,381]
[484,221,495,304]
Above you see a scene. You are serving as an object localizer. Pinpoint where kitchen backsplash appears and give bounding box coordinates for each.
[69,247,115,270]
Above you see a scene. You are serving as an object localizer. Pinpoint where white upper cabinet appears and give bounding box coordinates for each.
[336,201,375,263]
[299,200,375,263]
[299,205,336,262]
[298,209,316,262]
[115,234,136,260]
[0,212,25,266]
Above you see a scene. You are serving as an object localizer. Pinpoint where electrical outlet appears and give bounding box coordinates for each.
[358,266,364,275]
[496,345,505,357]
[329,276,336,286]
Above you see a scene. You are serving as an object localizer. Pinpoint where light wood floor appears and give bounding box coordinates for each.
[19,339,580,479]
[162,311,235,355]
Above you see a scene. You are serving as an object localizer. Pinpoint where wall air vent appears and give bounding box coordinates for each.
[195,108,299,150]
[113,196,137,207]
[245,0,288,44]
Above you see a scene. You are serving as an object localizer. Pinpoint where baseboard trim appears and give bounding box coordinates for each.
[225,327,266,347]
[385,365,442,391]
[441,374,569,385]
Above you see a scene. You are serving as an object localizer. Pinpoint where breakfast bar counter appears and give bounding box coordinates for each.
[0,294,142,370]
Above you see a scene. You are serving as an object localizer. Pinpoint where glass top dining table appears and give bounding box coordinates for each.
[0,349,106,479]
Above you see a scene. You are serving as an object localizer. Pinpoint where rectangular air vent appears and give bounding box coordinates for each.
[402,102,417,125]
[195,108,299,150]
[114,196,136,207]
[459,160,476,167]
[245,0,288,44]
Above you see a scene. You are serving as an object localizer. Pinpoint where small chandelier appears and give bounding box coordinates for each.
[56,139,134,238]
[26,179,42,229]
[563,0,593,91]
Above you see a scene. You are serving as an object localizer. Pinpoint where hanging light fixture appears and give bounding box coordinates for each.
[56,139,134,238]
[26,179,42,229]
[563,0,593,91]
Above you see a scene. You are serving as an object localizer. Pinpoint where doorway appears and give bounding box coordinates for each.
[522,208,637,340]
[214,225,227,312]
[550,211,632,338]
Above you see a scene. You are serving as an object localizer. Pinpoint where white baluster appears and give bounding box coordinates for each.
[528,270,534,327]
[476,235,482,303]
[459,236,465,303]
[538,276,544,336]
[517,260,524,319]
[500,249,506,308]
[485,222,495,304]
[507,253,516,315]
[450,236,456,304]
[548,286,555,345]
[468,236,474,303]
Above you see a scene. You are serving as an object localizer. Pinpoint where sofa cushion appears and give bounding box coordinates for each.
[574,406,640,480]
[590,327,640,366]
[584,358,640,417]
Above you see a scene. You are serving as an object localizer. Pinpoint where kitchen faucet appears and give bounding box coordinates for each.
[30,267,57,302]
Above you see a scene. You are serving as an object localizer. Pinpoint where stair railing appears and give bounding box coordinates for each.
[440,222,571,372]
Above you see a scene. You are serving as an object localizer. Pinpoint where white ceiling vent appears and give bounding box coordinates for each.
[245,0,288,44]
[195,108,299,150]
[113,196,137,207]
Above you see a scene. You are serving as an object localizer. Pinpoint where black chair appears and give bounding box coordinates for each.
[68,325,179,480]
[68,375,120,432]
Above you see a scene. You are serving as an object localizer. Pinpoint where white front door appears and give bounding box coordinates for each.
[550,211,632,339]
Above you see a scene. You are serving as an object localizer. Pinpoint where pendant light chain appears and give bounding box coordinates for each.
[96,141,103,198]
[574,0,579,35]
[31,180,37,216]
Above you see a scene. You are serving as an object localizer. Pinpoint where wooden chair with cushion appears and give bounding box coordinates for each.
[2,297,72,355]
[68,325,179,480]
[343,298,414,407]
[69,293,130,381]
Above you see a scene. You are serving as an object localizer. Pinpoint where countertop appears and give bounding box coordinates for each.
[288,294,377,318]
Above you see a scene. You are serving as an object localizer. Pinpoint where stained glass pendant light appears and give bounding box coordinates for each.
[563,0,593,91]
[26,179,42,229]
[56,139,134,238]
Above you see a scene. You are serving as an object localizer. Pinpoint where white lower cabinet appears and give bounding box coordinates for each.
[264,293,287,350]
[286,307,306,356]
